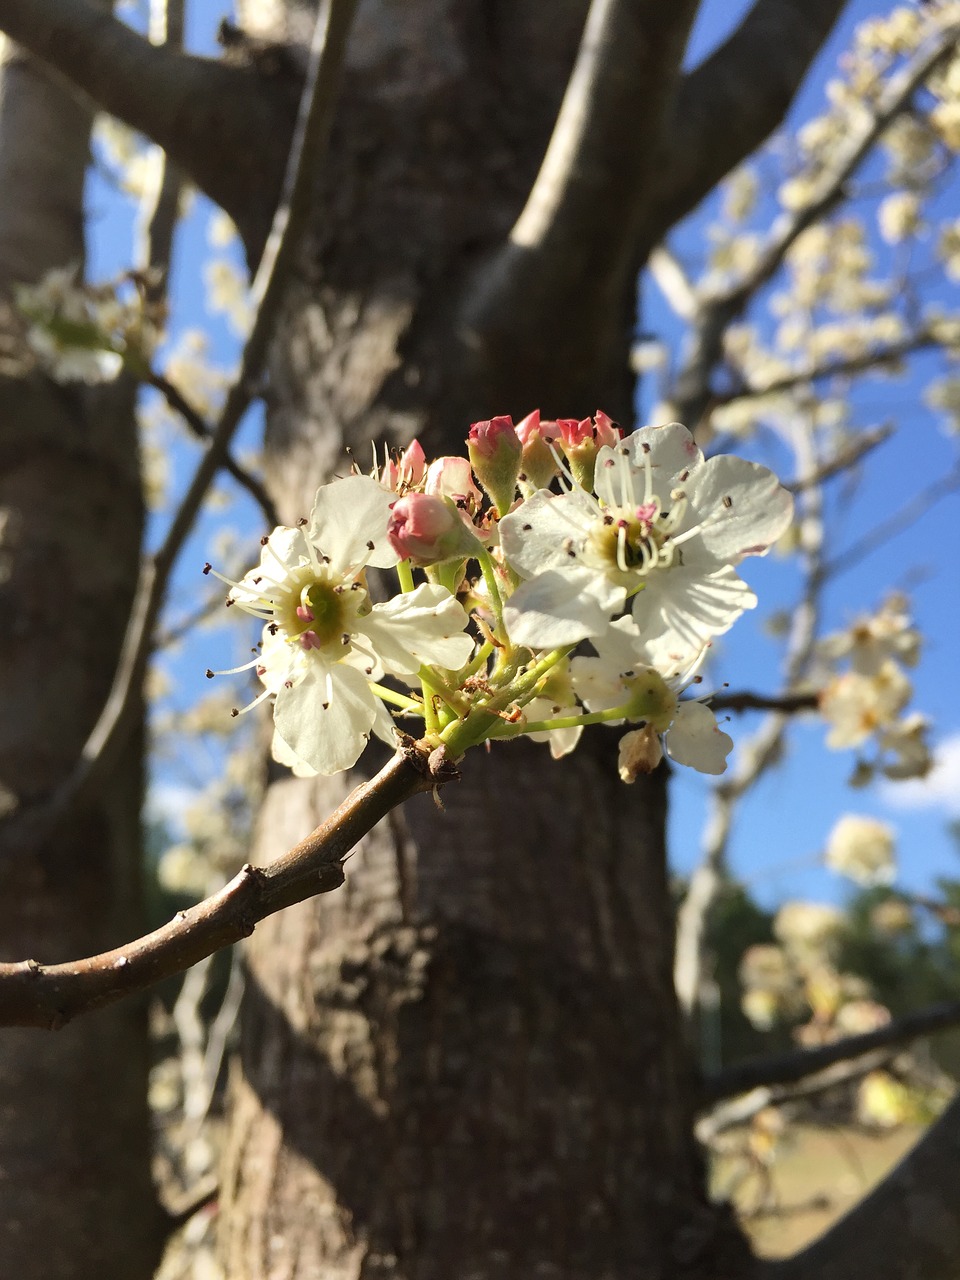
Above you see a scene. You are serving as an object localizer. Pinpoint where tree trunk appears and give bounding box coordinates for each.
[218,4,751,1275]
[0,40,160,1280]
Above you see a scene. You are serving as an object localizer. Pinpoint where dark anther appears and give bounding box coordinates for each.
[202,563,212,575]
[260,535,269,546]
[205,669,215,679]
[230,708,240,718]
[722,495,733,508]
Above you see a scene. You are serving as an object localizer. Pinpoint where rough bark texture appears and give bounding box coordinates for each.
[218,3,751,1276]
[0,41,160,1280]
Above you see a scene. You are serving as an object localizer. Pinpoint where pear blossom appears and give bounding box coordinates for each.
[499,421,793,653]
[569,617,733,777]
[820,659,912,748]
[825,814,897,886]
[211,474,474,775]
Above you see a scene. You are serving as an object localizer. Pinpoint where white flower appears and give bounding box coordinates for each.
[499,422,792,653]
[825,814,897,886]
[568,617,733,778]
[821,659,912,749]
[774,902,844,956]
[214,475,474,775]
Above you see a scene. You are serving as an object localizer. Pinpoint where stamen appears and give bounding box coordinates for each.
[206,656,263,677]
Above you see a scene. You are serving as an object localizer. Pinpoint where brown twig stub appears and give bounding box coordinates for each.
[0,747,439,1029]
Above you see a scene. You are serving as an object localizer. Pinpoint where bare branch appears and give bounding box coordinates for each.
[703,999,960,1105]
[785,423,894,493]
[0,0,356,853]
[146,371,279,526]
[766,1091,960,1280]
[0,743,445,1029]
[651,0,847,236]
[709,689,819,715]
[698,1051,895,1142]
[0,0,296,252]
[674,419,826,1015]
[825,458,960,579]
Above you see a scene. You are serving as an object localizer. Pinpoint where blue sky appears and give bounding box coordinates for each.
[89,1,960,912]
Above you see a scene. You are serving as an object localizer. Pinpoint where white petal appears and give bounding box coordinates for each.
[499,490,594,579]
[504,568,623,650]
[361,583,474,675]
[681,455,793,565]
[308,475,399,570]
[631,564,755,650]
[666,702,733,774]
[594,422,702,508]
[273,662,378,775]
[270,728,318,777]
[523,697,583,757]
[569,656,627,715]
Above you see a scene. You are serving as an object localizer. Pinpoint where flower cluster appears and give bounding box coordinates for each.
[15,265,164,383]
[817,594,932,785]
[210,415,793,779]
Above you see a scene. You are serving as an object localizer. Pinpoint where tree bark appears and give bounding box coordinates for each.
[217,4,751,1276]
[0,38,160,1280]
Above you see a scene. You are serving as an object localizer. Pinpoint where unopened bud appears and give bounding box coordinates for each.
[387,493,481,566]
[556,412,622,490]
[467,415,522,517]
[515,409,560,491]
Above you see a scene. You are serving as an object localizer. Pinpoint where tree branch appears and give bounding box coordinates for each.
[703,999,960,1105]
[766,1090,960,1280]
[0,0,298,253]
[458,0,698,400]
[0,0,355,855]
[0,743,447,1029]
[651,0,848,236]
[666,17,960,430]
[709,689,818,715]
[146,371,279,526]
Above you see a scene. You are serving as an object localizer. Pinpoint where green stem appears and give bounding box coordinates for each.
[498,705,632,736]
[395,558,416,594]
[369,683,422,713]
[476,547,505,635]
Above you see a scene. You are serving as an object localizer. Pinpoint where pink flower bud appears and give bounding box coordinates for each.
[388,493,480,565]
[467,415,522,517]
[467,415,521,460]
[425,456,482,514]
[515,410,559,491]
[555,411,622,491]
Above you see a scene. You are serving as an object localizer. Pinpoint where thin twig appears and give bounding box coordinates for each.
[146,371,278,526]
[824,460,960,579]
[709,689,819,715]
[785,424,894,494]
[0,742,449,1029]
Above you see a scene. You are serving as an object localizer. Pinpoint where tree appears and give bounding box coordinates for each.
[0,1,959,1278]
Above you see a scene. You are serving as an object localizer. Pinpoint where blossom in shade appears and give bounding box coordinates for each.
[499,421,793,653]
[212,474,474,775]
